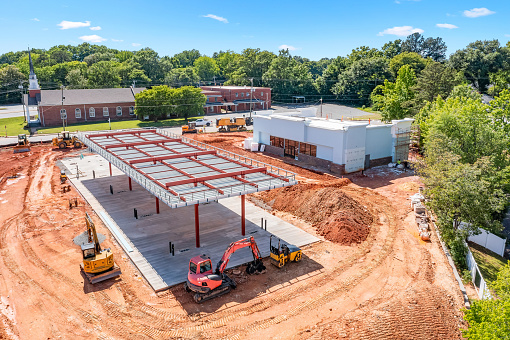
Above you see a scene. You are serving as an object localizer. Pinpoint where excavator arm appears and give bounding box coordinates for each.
[215,236,263,274]
[85,212,102,253]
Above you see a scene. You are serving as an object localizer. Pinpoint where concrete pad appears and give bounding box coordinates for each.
[61,154,319,291]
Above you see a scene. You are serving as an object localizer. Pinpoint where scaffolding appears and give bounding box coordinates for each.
[394,127,412,162]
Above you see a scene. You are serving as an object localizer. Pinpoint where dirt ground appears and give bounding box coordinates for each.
[0,135,466,339]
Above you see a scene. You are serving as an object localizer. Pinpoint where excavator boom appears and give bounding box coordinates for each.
[85,212,101,253]
[215,236,262,274]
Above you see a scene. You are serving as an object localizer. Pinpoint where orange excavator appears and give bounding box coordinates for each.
[184,236,266,303]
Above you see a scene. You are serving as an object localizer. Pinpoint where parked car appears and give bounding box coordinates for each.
[193,118,212,127]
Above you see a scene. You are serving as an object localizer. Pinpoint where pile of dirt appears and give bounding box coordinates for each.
[259,179,374,245]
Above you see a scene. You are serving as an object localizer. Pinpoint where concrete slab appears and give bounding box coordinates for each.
[61,154,319,291]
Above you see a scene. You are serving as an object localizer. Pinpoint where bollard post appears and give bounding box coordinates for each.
[172,244,175,256]
[134,208,138,219]
[261,217,263,229]
[265,219,267,231]
[110,185,113,195]
[76,165,79,179]
[169,241,172,253]
[92,170,95,179]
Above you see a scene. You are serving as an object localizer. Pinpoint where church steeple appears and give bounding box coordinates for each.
[28,48,40,91]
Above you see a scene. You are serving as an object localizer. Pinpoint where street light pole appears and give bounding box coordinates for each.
[249,77,253,119]
[320,97,323,118]
[19,85,26,122]
[61,85,66,131]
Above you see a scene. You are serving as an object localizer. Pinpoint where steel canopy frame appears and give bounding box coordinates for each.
[78,129,297,209]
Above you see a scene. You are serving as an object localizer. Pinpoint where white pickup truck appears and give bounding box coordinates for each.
[193,118,212,127]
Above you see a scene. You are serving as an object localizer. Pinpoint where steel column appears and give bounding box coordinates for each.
[156,197,160,214]
[195,204,200,248]
[128,177,132,191]
[241,195,245,236]
[109,162,112,176]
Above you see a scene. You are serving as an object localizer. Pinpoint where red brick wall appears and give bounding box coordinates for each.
[201,86,272,111]
[40,102,137,127]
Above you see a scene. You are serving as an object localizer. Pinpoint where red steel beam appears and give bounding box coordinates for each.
[195,204,200,248]
[129,150,217,165]
[104,139,180,149]
[88,129,157,138]
[192,158,257,188]
[241,195,246,236]
[165,167,266,187]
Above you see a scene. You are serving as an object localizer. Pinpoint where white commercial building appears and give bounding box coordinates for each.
[252,111,413,174]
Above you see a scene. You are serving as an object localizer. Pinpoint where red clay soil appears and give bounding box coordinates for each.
[256,179,373,245]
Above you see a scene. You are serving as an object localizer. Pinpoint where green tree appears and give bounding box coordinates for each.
[463,263,510,339]
[87,61,121,88]
[172,49,201,68]
[213,50,241,79]
[449,40,510,92]
[173,86,206,119]
[83,52,117,66]
[193,56,219,82]
[410,62,459,110]
[371,65,416,122]
[315,56,348,95]
[347,46,382,62]
[226,48,275,86]
[332,57,391,105]
[421,37,447,62]
[262,49,315,102]
[133,48,162,81]
[134,85,175,121]
[65,69,88,89]
[165,67,199,86]
[382,39,402,59]
[488,69,510,96]
[389,52,427,78]
[0,65,25,103]
[401,33,425,54]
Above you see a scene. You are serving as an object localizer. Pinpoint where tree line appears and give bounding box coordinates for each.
[1,34,509,106]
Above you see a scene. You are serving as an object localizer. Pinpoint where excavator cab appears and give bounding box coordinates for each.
[81,243,96,259]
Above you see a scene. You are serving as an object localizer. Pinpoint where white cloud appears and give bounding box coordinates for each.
[505,34,510,38]
[90,26,101,31]
[58,20,91,29]
[79,35,106,43]
[31,18,40,21]
[279,44,299,51]
[202,14,228,23]
[132,43,141,47]
[463,8,495,18]
[378,26,424,36]
[111,39,124,42]
[436,23,458,29]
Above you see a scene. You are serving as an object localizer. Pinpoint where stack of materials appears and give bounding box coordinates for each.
[413,198,430,241]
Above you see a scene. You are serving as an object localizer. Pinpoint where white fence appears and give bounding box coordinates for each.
[466,246,492,300]
[468,229,506,257]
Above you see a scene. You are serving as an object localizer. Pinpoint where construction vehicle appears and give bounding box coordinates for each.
[269,235,302,268]
[216,117,247,132]
[182,121,197,134]
[52,131,82,149]
[13,134,31,153]
[80,212,121,284]
[60,169,68,184]
[184,236,266,303]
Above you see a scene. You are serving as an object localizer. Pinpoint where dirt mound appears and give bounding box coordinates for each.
[259,179,374,245]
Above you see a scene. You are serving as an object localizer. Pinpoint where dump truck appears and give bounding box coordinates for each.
[13,134,31,153]
[52,131,82,149]
[80,213,121,284]
[216,117,247,132]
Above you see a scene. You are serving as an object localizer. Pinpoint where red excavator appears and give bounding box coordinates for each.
[184,236,266,303]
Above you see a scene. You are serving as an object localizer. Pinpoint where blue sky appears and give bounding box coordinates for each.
[1,0,508,60]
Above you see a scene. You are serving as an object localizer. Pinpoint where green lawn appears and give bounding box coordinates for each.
[0,116,27,136]
[469,241,508,282]
[38,116,204,134]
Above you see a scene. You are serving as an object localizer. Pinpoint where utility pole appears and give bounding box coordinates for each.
[132,80,137,88]
[19,85,26,122]
[249,77,253,119]
[61,85,66,131]
[213,76,216,86]
[320,97,323,118]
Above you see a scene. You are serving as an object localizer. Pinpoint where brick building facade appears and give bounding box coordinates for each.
[200,86,271,114]
[27,87,144,127]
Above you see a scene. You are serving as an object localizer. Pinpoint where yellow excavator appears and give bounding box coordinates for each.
[52,131,82,149]
[216,117,247,132]
[80,213,121,284]
[13,134,31,153]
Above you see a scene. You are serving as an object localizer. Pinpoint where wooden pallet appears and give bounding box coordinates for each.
[80,264,122,284]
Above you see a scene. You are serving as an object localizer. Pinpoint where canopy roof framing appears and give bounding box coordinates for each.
[78,129,297,208]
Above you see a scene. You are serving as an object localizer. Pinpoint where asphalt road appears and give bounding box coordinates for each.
[0,104,25,118]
